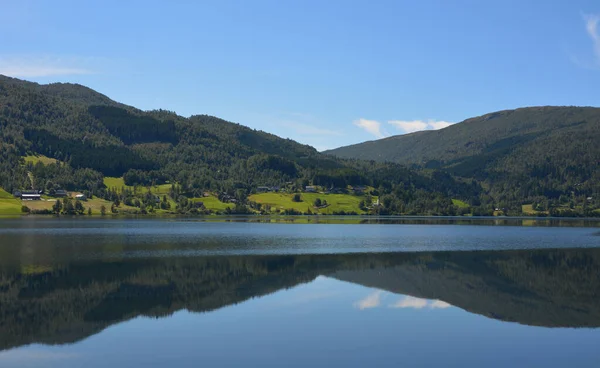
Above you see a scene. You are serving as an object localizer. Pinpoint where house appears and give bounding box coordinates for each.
[305,186,317,193]
[327,187,346,194]
[12,191,22,198]
[21,191,41,200]
[257,186,270,193]
[55,189,68,197]
[75,194,87,201]
[270,186,280,192]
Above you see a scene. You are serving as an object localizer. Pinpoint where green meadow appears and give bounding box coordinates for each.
[0,188,22,216]
[249,192,373,214]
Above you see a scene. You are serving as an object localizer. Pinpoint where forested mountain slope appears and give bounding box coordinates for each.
[326,107,600,208]
[0,75,475,215]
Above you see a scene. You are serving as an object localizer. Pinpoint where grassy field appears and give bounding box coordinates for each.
[452,199,469,208]
[191,196,233,211]
[103,177,132,190]
[19,196,140,215]
[23,154,58,165]
[521,204,537,215]
[249,192,370,214]
[0,188,22,215]
[103,177,173,195]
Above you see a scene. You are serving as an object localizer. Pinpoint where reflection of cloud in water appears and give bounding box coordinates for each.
[390,296,452,310]
[430,300,451,309]
[390,296,428,309]
[354,291,383,310]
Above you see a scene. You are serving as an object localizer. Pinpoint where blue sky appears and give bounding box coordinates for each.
[1,0,599,150]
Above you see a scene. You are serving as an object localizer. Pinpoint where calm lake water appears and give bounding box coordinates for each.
[1,218,600,367]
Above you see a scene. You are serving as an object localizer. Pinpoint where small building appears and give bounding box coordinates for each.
[75,194,87,201]
[305,186,317,193]
[257,186,270,193]
[270,186,281,192]
[21,193,41,200]
[55,189,68,197]
[12,191,22,198]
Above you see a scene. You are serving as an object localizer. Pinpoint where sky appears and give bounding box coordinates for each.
[1,0,599,151]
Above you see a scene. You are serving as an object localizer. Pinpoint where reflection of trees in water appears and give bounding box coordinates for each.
[1,248,600,350]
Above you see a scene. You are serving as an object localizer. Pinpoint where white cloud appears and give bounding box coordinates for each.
[353,118,388,139]
[428,120,454,130]
[354,290,383,310]
[388,120,428,133]
[389,296,452,309]
[0,56,93,78]
[584,14,600,64]
[388,119,455,134]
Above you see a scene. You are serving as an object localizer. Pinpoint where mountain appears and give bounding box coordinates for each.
[325,106,600,210]
[0,75,476,216]
[2,249,600,350]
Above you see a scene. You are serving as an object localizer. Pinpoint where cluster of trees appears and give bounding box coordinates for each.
[51,198,86,215]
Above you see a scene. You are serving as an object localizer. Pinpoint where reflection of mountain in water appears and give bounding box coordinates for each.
[1,248,600,351]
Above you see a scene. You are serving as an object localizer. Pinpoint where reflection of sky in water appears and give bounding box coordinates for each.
[2,276,600,368]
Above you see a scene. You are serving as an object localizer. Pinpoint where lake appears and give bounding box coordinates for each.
[1,218,600,367]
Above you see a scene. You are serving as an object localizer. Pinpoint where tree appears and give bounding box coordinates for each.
[100,205,107,216]
[314,198,322,207]
[74,200,85,215]
[87,207,92,216]
[292,193,302,202]
[52,199,63,214]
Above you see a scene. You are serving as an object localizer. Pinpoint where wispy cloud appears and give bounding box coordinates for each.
[279,120,343,136]
[572,14,600,69]
[389,296,452,309]
[354,290,383,310]
[388,119,454,134]
[353,118,388,139]
[584,14,600,65]
[0,56,94,78]
[353,118,454,138]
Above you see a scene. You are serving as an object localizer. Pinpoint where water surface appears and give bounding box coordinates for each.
[0,219,599,367]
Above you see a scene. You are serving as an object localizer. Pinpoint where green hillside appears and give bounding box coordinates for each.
[2,74,598,216]
[326,106,600,213]
[0,75,477,216]
[0,188,21,216]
